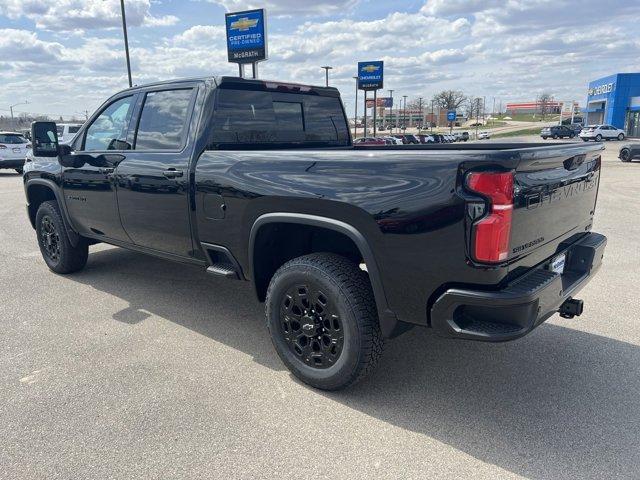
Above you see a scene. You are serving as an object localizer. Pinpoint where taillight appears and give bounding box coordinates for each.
[0,145,6,150]
[466,171,514,263]
[26,144,32,149]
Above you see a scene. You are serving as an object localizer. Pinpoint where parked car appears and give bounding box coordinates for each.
[382,136,403,145]
[0,131,30,173]
[24,75,607,390]
[354,137,386,146]
[477,131,491,140]
[56,123,83,145]
[459,131,470,141]
[619,144,640,162]
[579,125,625,142]
[416,134,434,144]
[540,125,576,139]
[431,134,446,143]
[403,134,419,144]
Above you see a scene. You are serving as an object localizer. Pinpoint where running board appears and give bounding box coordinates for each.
[206,264,239,279]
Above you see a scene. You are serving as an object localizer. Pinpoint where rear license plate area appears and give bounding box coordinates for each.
[549,253,566,275]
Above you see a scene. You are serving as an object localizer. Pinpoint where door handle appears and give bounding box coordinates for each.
[99,167,115,174]
[163,169,184,179]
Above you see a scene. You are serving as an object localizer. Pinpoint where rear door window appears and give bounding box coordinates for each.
[134,89,194,150]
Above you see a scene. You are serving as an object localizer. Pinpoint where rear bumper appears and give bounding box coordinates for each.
[0,158,25,169]
[430,232,607,342]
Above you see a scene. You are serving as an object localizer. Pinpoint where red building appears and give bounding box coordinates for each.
[505,101,562,115]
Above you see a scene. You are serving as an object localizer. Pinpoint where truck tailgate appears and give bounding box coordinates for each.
[509,144,603,262]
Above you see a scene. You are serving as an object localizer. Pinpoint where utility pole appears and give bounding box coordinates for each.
[418,97,423,132]
[321,66,333,87]
[120,0,133,87]
[353,76,359,139]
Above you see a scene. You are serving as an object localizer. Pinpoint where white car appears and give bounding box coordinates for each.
[579,124,625,142]
[0,131,30,173]
[56,123,83,145]
[477,131,491,140]
[382,136,403,145]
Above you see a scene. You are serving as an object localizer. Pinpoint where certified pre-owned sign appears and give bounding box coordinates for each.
[588,82,615,97]
[225,9,267,63]
[358,61,384,90]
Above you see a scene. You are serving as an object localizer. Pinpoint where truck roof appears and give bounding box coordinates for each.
[118,76,340,97]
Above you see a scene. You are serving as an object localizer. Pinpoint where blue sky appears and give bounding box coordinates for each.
[1,0,639,120]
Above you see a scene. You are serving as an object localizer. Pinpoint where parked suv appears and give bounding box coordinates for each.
[541,125,576,139]
[579,125,625,142]
[0,132,30,173]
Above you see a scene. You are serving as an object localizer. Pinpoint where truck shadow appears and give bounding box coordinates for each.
[71,246,639,480]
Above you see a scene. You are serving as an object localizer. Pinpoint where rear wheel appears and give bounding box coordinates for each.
[620,148,631,162]
[553,134,558,139]
[595,134,603,142]
[36,201,88,274]
[266,253,383,390]
[542,136,547,140]
[582,138,589,142]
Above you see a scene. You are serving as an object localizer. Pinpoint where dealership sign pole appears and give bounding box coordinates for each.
[358,61,384,138]
[225,9,268,79]
[447,110,456,133]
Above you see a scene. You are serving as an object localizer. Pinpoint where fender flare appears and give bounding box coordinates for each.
[249,212,401,338]
[25,178,81,247]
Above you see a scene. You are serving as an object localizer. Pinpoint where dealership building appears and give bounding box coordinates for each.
[584,73,640,137]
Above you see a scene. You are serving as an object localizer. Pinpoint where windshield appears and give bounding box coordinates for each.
[0,134,28,144]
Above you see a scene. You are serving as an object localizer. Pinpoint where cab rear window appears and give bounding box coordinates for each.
[0,134,27,144]
[209,89,349,148]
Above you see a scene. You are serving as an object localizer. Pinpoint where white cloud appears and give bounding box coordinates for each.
[0,0,178,32]
[205,0,360,16]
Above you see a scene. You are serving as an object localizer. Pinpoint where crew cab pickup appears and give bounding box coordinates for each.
[24,76,607,390]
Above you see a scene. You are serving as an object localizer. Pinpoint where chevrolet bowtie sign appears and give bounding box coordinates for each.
[225,9,267,64]
[358,61,384,90]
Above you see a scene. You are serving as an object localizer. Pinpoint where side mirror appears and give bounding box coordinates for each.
[31,121,59,157]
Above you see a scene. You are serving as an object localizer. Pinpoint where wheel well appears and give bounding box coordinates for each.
[26,184,56,228]
[253,223,364,301]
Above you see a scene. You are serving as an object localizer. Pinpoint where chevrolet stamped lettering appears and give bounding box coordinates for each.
[525,176,597,209]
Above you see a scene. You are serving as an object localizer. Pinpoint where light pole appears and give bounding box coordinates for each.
[402,95,408,132]
[388,89,394,133]
[418,97,423,133]
[119,0,133,87]
[9,101,28,130]
[353,76,358,139]
[321,66,333,87]
[430,100,434,132]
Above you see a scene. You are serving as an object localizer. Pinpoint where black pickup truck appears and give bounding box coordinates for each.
[24,77,607,390]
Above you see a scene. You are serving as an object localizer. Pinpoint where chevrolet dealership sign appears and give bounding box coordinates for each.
[588,82,615,97]
[357,61,384,90]
[225,9,267,63]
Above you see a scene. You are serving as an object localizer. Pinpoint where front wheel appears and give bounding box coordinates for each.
[265,253,383,390]
[582,138,589,142]
[618,133,625,141]
[36,201,88,274]
[620,149,631,162]
[595,134,603,142]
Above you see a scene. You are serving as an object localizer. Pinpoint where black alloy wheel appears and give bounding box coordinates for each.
[36,200,88,274]
[266,253,383,390]
[40,215,61,262]
[280,283,344,369]
[620,149,631,162]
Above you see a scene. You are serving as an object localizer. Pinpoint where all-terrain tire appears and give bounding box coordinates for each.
[265,253,384,390]
[36,200,88,274]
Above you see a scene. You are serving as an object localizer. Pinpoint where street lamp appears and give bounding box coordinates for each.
[418,97,423,133]
[321,66,333,87]
[9,101,28,130]
[353,76,359,139]
[388,89,394,133]
[403,95,408,131]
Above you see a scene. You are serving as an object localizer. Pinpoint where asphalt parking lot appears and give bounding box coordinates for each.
[1,140,639,479]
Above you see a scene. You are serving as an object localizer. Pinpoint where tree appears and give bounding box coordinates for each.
[537,92,553,120]
[432,90,467,112]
